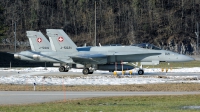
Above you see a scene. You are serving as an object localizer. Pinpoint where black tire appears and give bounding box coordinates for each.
[138,69,144,75]
[59,66,65,72]
[82,68,89,75]
[65,69,69,72]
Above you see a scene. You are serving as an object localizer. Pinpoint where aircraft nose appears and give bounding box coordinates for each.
[178,55,195,62]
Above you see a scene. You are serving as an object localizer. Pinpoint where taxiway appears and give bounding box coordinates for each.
[0,91,199,105]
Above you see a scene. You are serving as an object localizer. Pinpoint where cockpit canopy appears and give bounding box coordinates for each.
[132,43,161,50]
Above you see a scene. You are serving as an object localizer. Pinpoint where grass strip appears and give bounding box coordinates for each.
[0,83,200,91]
[1,95,200,112]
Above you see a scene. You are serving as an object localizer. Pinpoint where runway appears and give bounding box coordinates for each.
[0,91,200,105]
[1,68,200,77]
[33,71,200,77]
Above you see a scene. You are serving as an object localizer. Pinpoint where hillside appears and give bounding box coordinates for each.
[0,0,200,54]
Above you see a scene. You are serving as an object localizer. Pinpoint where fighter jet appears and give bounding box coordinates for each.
[46,29,194,75]
[14,29,194,75]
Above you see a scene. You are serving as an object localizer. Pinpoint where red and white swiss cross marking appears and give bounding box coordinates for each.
[37,38,42,43]
[58,37,64,42]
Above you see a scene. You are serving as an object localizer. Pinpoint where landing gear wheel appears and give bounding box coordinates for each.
[138,69,144,75]
[82,68,89,75]
[59,66,65,72]
[65,69,69,72]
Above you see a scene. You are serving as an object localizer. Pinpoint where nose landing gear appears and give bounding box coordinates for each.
[138,69,144,75]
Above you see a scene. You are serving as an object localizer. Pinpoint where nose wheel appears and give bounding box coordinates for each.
[138,69,144,75]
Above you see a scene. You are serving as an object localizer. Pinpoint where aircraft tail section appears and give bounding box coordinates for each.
[26,31,52,52]
[46,29,77,52]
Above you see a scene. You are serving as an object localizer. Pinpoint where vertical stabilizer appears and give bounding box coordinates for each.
[26,31,52,52]
[46,29,77,52]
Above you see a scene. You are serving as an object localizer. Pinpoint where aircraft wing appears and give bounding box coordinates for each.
[70,52,161,64]
[70,53,107,64]
[70,56,100,64]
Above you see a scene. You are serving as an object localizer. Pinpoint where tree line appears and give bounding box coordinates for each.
[0,0,200,54]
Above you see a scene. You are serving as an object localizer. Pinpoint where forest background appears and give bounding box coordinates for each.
[0,0,200,55]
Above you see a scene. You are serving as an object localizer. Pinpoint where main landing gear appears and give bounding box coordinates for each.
[82,68,94,75]
[59,66,69,72]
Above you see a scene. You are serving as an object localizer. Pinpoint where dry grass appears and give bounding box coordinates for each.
[0,83,200,91]
[1,95,200,112]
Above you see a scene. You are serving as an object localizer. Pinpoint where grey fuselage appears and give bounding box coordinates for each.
[15,44,194,64]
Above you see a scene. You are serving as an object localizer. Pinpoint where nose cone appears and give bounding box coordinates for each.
[178,55,195,62]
